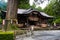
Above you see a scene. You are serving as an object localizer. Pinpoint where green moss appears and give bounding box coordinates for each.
[0,31,14,40]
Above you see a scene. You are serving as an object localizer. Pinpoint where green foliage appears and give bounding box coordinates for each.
[4,23,19,31]
[10,24,19,30]
[44,0,60,23]
[53,18,60,23]
[44,0,56,16]
[36,7,43,11]
[18,0,30,9]
[31,3,36,9]
[0,31,14,40]
[0,17,2,24]
[0,11,2,24]
[3,23,19,31]
[18,0,43,11]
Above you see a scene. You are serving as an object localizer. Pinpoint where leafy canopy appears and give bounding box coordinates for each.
[44,0,60,23]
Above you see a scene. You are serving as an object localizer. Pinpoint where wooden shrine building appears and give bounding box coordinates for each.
[1,8,53,28]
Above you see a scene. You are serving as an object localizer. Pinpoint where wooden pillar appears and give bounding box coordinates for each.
[6,0,18,30]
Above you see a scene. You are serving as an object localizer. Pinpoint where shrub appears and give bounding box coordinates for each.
[0,31,14,40]
[54,18,60,23]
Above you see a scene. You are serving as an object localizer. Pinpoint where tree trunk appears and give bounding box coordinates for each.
[6,0,18,30]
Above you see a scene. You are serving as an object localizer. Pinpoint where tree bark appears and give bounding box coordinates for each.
[6,0,18,30]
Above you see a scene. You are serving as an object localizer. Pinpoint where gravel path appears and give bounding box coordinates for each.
[16,30,60,40]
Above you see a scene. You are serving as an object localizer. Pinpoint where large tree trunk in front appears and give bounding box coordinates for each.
[6,0,18,30]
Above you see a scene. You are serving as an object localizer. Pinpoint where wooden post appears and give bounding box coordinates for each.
[6,0,18,30]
